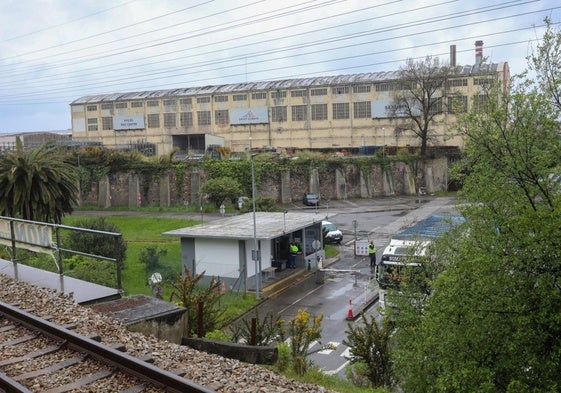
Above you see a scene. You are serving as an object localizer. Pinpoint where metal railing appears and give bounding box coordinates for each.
[0,215,124,290]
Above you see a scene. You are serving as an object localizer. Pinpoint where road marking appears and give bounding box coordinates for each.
[278,285,324,314]
[324,360,350,375]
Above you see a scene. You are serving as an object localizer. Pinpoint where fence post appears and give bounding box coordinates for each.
[9,220,17,265]
[114,235,123,290]
[55,226,64,275]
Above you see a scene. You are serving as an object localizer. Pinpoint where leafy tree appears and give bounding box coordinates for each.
[391,56,454,157]
[0,139,78,223]
[287,308,323,375]
[528,17,561,112]
[168,268,225,337]
[391,35,561,391]
[64,217,127,266]
[199,176,242,207]
[344,314,394,388]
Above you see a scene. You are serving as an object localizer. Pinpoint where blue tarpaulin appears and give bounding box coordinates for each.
[393,214,465,240]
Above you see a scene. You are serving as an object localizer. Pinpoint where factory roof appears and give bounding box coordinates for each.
[71,63,505,104]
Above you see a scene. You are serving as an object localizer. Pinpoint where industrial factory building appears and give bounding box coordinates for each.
[70,42,509,156]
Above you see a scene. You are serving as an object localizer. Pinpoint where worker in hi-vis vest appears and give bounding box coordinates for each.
[289,241,300,269]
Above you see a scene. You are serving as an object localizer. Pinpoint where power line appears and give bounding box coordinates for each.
[0,0,556,105]
[0,1,546,89]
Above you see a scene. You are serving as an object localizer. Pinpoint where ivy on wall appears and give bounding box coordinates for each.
[72,147,432,205]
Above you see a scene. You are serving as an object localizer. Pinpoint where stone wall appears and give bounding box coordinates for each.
[84,158,450,208]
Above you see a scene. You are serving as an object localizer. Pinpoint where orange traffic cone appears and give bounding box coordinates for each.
[347,299,354,320]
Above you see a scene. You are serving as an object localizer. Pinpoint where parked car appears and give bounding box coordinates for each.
[322,220,343,244]
[302,193,320,206]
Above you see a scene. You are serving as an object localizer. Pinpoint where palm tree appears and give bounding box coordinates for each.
[0,138,78,223]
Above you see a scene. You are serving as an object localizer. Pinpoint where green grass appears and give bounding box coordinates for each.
[324,244,338,259]
[63,215,197,296]
[272,367,388,393]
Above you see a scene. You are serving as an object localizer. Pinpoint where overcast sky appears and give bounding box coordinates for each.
[0,0,559,133]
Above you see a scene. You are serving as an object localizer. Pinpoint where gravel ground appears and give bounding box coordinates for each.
[0,274,334,393]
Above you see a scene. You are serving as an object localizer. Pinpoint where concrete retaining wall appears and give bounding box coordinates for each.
[182,337,277,365]
[79,157,450,208]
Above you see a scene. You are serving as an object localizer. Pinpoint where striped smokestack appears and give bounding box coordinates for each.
[475,40,483,65]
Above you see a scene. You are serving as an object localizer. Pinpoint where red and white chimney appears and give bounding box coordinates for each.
[475,40,484,65]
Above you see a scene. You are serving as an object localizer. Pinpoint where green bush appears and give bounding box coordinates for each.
[205,329,230,342]
[275,342,291,372]
[199,177,242,207]
[64,256,116,288]
[63,217,127,266]
[344,361,372,388]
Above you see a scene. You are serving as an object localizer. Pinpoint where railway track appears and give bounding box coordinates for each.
[0,302,215,393]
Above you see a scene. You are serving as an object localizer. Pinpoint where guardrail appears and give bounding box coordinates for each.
[0,215,124,290]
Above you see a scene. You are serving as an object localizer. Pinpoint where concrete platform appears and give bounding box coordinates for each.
[89,294,187,344]
[0,258,122,305]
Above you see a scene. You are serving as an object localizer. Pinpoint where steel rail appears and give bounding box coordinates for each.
[0,302,215,393]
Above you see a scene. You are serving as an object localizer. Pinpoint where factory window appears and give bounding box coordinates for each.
[147,100,160,107]
[447,95,468,113]
[311,104,328,120]
[473,77,493,86]
[164,113,176,127]
[428,98,443,115]
[332,86,349,95]
[251,92,267,100]
[101,103,113,110]
[197,96,211,104]
[233,94,247,101]
[271,91,287,99]
[375,83,393,92]
[164,99,177,107]
[291,90,306,97]
[115,102,127,109]
[131,101,143,108]
[353,85,371,93]
[446,78,468,88]
[180,112,193,127]
[180,98,192,105]
[147,114,160,128]
[87,118,98,131]
[291,105,307,121]
[215,110,229,125]
[86,105,97,111]
[214,95,228,103]
[332,103,349,119]
[310,88,327,96]
[102,117,112,130]
[197,110,211,125]
[353,101,371,118]
[271,106,287,122]
[473,94,488,110]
